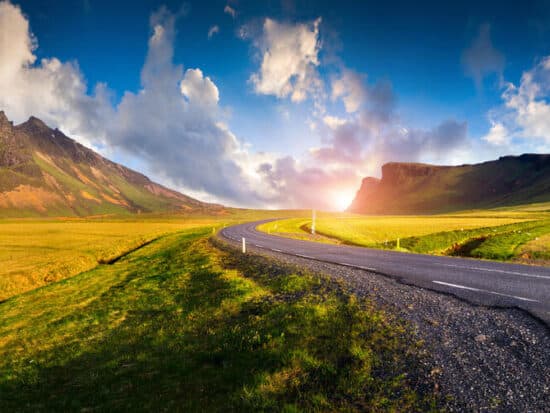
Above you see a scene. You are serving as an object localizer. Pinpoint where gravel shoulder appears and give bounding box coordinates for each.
[217,235,550,412]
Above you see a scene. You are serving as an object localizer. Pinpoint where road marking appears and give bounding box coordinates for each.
[271,248,283,253]
[295,253,315,259]
[357,265,378,272]
[338,262,377,272]
[439,263,550,280]
[432,280,539,303]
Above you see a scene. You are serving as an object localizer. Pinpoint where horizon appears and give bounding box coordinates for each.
[1,0,550,210]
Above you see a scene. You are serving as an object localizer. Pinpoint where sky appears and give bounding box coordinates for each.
[1,0,550,210]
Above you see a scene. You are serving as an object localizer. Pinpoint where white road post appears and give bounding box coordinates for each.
[311,209,316,235]
[242,237,246,253]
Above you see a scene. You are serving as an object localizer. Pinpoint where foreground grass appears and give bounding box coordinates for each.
[0,227,434,411]
[258,208,550,264]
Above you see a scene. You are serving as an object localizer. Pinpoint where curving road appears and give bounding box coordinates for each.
[220,220,550,323]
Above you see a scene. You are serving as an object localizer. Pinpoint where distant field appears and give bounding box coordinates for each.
[0,209,311,301]
[0,218,217,301]
[258,207,550,264]
[0,226,433,411]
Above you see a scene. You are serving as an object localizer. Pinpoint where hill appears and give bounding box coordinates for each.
[0,111,219,216]
[348,154,550,214]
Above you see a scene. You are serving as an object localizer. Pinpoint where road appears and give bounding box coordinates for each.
[221,220,550,323]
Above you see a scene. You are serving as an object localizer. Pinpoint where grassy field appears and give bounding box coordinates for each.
[0,209,311,301]
[258,206,550,264]
[0,218,217,301]
[0,225,435,411]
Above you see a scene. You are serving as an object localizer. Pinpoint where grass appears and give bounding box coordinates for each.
[0,209,311,302]
[0,218,220,301]
[258,207,550,264]
[0,226,435,412]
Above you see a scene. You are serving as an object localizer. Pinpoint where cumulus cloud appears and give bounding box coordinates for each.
[0,1,112,147]
[0,1,260,205]
[314,68,469,172]
[482,56,550,149]
[207,25,219,39]
[483,122,509,145]
[462,23,505,87]
[106,6,261,203]
[249,17,322,102]
[180,68,219,106]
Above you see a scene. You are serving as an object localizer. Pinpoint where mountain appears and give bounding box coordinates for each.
[0,111,220,217]
[348,154,550,214]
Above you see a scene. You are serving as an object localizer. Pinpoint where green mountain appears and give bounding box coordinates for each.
[348,154,550,214]
[0,111,220,217]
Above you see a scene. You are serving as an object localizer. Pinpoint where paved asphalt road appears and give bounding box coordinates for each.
[221,220,550,323]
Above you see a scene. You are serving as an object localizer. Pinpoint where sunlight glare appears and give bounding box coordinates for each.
[332,189,355,211]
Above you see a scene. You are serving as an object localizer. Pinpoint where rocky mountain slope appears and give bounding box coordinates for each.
[348,154,550,214]
[0,111,219,216]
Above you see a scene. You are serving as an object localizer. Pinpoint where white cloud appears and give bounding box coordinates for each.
[180,68,219,107]
[224,5,236,18]
[249,17,322,102]
[0,1,260,205]
[0,1,111,148]
[482,56,550,149]
[322,115,347,129]
[107,6,261,204]
[483,122,509,145]
[331,70,365,113]
[208,25,219,39]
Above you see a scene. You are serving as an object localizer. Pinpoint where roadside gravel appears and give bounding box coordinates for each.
[217,236,550,412]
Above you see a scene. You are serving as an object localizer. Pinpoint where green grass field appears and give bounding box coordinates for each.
[258,206,550,264]
[0,224,435,411]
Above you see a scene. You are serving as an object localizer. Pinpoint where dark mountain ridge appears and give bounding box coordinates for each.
[348,154,550,214]
[0,111,220,217]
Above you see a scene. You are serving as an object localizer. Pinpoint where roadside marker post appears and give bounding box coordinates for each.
[242,237,246,254]
[311,209,316,235]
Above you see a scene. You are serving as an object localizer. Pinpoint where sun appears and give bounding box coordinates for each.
[332,189,356,211]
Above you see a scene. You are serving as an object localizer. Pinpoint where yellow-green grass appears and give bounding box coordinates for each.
[0,219,217,301]
[259,214,531,246]
[0,227,435,411]
[0,209,312,302]
[518,233,550,261]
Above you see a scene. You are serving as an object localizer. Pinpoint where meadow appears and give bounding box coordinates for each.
[0,209,311,301]
[258,204,550,264]
[0,218,217,301]
[0,224,434,411]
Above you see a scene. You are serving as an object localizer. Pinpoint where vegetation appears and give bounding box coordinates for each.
[0,218,217,300]
[0,209,310,301]
[0,226,435,412]
[258,207,550,264]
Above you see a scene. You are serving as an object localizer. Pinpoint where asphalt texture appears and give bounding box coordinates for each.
[221,220,550,324]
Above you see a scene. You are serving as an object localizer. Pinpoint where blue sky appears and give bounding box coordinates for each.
[1,0,550,209]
